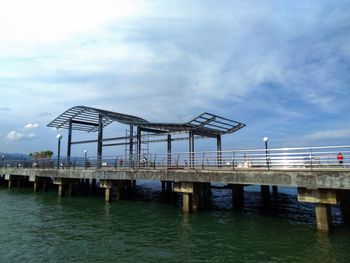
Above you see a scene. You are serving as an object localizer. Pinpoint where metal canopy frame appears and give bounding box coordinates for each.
[48,106,245,136]
[47,106,246,168]
[48,106,148,132]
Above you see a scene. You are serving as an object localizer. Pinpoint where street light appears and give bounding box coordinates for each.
[84,150,88,168]
[1,155,4,168]
[57,134,63,169]
[263,136,269,169]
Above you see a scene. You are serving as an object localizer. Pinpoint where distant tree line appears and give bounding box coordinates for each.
[29,151,53,159]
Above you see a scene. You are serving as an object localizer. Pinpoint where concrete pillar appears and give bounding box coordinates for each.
[84,179,90,193]
[125,181,132,196]
[105,188,111,202]
[183,193,191,212]
[166,181,172,193]
[91,179,97,193]
[42,181,47,192]
[58,184,64,197]
[232,184,244,208]
[16,179,21,187]
[272,185,278,195]
[337,190,350,223]
[298,188,337,233]
[192,187,201,212]
[202,183,211,208]
[33,181,39,192]
[203,183,211,197]
[7,176,13,189]
[161,181,166,192]
[315,203,331,232]
[68,183,73,196]
[261,185,270,200]
[116,184,123,201]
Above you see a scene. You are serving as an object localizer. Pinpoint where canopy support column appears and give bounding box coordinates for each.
[67,119,72,167]
[97,114,103,168]
[136,127,141,167]
[189,131,194,168]
[217,135,222,167]
[167,134,172,167]
[129,125,134,167]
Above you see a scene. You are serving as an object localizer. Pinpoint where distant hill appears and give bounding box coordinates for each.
[0,152,29,160]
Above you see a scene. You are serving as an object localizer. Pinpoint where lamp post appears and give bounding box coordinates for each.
[57,134,62,169]
[84,150,87,168]
[263,136,269,170]
[1,155,4,168]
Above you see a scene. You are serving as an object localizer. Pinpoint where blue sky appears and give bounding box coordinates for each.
[0,0,350,156]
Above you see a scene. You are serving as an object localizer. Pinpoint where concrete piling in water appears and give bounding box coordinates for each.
[105,188,112,202]
[192,184,201,212]
[58,184,64,197]
[272,186,278,195]
[261,185,270,200]
[53,178,78,198]
[115,182,123,201]
[298,188,337,232]
[100,180,131,202]
[33,181,39,192]
[2,166,350,233]
[173,182,205,212]
[42,181,48,192]
[315,204,331,232]
[231,184,244,209]
[337,189,350,224]
[182,193,191,212]
[32,178,51,193]
[100,180,113,202]
[90,179,97,194]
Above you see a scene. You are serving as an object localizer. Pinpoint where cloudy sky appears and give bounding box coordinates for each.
[1,0,350,156]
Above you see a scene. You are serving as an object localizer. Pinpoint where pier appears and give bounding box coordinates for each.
[1,146,350,233]
[1,106,350,233]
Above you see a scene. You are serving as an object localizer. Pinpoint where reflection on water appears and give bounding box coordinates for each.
[0,182,349,262]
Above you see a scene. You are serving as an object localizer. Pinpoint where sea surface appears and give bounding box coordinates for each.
[0,181,350,263]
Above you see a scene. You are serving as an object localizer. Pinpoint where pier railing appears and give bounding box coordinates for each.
[1,145,349,171]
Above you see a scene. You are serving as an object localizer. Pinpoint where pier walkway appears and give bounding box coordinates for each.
[1,145,350,233]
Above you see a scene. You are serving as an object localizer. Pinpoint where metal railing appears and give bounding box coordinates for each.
[0,145,349,171]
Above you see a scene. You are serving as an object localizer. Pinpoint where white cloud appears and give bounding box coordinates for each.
[24,123,39,129]
[0,1,350,152]
[0,107,10,112]
[304,129,350,141]
[0,0,145,45]
[6,131,37,143]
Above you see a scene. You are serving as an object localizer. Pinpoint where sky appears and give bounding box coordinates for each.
[0,0,350,157]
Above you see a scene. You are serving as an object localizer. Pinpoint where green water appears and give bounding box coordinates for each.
[0,183,350,263]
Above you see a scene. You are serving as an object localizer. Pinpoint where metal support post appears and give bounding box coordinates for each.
[167,134,172,167]
[67,119,72,168]
[136,127,141,167]
[189,131,194,168]
[97,114,103,168]
[129,125,134,167]
[217,135,222,167]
